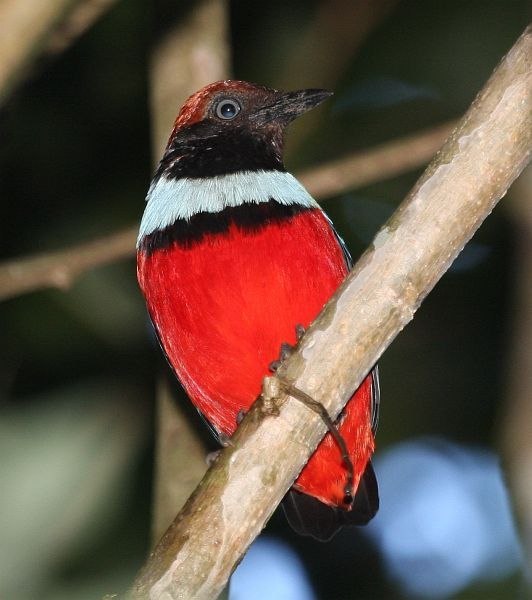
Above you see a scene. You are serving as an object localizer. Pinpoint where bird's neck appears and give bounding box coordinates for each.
[137,169,319,251]
[158,125,285,179]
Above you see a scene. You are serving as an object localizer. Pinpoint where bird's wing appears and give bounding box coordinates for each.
[326,210,381,435]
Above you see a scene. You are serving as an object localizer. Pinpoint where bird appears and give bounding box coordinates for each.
[136,80,379,541]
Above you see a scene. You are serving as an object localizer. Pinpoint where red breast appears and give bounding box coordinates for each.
[137,80,379,540]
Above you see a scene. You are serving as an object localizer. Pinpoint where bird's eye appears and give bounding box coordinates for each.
[215,99,241,120]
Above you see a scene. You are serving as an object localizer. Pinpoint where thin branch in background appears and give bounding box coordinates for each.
[151,378,210,546]
[0,0,117,105]
[0,120,453,302]
[149,0,232,160]
[299,120,456,199]
[277,0,401,153]
[148,0,231,544]
[44,0,118,56]
[277,0,400,90]
[0,227,136,301]
[129,25,532,600]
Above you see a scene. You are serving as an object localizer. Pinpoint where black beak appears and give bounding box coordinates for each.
[251,88,332,126]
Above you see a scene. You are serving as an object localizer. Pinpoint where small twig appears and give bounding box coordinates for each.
[0,120,453,302]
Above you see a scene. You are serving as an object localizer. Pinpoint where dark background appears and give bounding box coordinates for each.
[1,1,530,598]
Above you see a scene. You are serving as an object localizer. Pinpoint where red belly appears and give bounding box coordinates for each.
[137,208,374,507]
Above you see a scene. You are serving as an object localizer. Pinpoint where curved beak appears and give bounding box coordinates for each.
[251,88,332,126]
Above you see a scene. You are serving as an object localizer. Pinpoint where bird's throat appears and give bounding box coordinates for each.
[139,199,314,254]
[137,170,319,248]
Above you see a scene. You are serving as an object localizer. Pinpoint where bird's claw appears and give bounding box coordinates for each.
[269,325,306,372]
[295,323,305,341]
[206,449,221,466]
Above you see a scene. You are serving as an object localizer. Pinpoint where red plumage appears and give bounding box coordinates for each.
[137,80,378,539]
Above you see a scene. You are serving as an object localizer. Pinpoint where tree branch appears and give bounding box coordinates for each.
[0,227,136,301]
[128,26,531,600]
[298,120,456,199]
[0,0,117,105]
[0,120,453,302]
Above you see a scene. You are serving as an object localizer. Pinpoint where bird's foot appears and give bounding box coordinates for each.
[206,449,222,466]
[295,323,306,341]
[278,379,355,503]
[269,324,306,372]
[236,408,247,425]
[205,429,234,466]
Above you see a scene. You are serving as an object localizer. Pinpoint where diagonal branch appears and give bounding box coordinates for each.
[128,25,531,600]
[0,120,454,302]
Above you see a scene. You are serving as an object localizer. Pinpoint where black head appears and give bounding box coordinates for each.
[158,80,332,179]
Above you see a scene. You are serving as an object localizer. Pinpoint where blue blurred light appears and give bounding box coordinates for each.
[366,438,522,598]
[230,536,316,600]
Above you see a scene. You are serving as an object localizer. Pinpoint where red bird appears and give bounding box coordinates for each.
[137,80,379,541]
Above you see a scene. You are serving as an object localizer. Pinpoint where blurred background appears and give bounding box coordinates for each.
[1,1,531,598]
